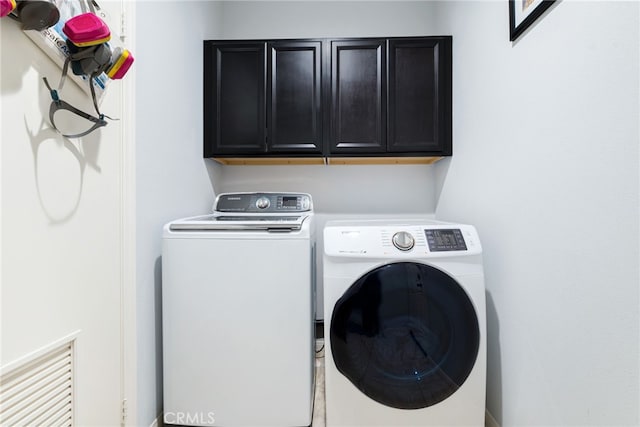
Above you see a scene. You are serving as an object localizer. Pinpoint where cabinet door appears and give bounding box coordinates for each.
[267,41,323,154]
[204,42,266,156]
[330,40,386,154]
[388,37,452,155]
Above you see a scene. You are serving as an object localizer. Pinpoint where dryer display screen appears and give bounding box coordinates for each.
[425,229,467,251]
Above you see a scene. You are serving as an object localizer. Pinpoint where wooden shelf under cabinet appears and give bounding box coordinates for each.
[327,157,443,165]
[212,157,443,166]
[213,157,325,166]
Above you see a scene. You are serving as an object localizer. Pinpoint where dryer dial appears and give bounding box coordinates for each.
[392,231,415,251]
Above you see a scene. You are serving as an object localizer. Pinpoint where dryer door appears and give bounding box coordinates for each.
[330,261,480,409]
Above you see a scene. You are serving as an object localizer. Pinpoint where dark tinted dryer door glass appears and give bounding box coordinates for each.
[330,262,479,409]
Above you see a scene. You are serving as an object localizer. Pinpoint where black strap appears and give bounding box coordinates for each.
[42,51,117,138]
[43,76,108,138]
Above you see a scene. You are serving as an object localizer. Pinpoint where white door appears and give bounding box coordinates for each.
[0,1,133,425]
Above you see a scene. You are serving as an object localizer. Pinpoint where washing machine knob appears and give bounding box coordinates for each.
[256,197,270,209]
[392,231,415,251]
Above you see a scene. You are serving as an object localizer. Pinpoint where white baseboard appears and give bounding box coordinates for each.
[150,413,163,427]
[485,409,500,427]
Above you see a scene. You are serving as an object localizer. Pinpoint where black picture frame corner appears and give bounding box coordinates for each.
[509,0,557,42]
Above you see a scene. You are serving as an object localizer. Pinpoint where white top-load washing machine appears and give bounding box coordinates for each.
[323,219,486,427]
[162,192,315,427]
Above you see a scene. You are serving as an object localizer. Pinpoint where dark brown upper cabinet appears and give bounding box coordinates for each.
[387,37,452,155]
[203,42,265,156]
[204,36,452,161]
[329,39,386,154]
[267,41,323,154]
[204,40,322,157]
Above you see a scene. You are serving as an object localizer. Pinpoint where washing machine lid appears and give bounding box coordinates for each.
[330,261,480,410]
[168,213,310,232]
[169,192,313,232]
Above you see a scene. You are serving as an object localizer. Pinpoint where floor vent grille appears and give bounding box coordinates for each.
[0,341,74,427]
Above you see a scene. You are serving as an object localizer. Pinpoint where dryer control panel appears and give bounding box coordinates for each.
[324,221,482,258]
[214,192,312,214]
[424,228,468,252]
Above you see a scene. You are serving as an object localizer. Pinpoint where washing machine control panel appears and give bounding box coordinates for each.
[324,222,482,258]
[214,192,313,213]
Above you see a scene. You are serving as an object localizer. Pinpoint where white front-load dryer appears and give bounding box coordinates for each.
[323,219,486,427]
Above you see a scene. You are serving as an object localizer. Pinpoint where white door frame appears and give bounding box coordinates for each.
[120,0,137,425]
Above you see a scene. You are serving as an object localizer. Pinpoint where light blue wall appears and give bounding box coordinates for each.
[217,1,441,216]
[433,1,639,426]
[135,2,223,425]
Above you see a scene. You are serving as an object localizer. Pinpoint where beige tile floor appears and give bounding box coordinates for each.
[312,341,326,427]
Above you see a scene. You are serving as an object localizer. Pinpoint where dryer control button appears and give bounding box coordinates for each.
[392,231,415,251]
